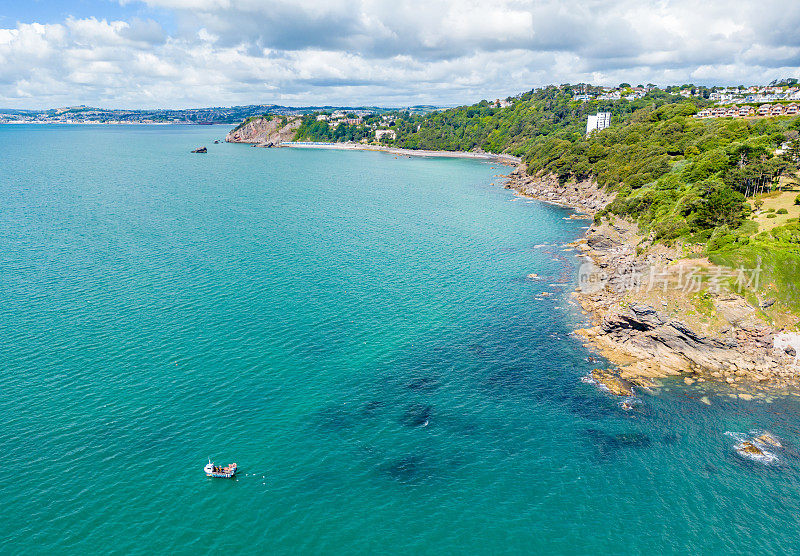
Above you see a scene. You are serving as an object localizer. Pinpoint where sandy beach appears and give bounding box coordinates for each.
[278,141,522,165]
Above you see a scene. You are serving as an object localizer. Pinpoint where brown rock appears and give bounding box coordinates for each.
[738,441,764,455]
[755,433,782,447]
[591,369,634,396]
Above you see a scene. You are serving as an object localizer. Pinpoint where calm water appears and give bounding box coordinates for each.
[2,125,800,554]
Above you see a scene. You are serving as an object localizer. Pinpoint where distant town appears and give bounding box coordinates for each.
[0,104,437,125]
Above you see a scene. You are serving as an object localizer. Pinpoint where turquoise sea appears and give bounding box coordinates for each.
[3,124,800,554]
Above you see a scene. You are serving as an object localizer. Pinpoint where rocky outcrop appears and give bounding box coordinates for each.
[191,146,207,153]
[576,296,800,388]
[590,368,634,396]
[496,160,800,394]
[597,304,740,373]
[504,167,614,214]
[225,116,301,145]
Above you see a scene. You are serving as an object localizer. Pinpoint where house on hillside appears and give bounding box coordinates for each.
[757,104,771,116]
[785,103,799,116]
[738,105,754,117]
[696,108,712,118]
[770,104,786,116]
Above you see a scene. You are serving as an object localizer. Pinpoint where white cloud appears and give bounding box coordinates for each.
[0,0,799,108]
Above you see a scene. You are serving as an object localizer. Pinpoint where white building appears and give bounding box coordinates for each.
[586,112,611,134]
[375,129,396,141]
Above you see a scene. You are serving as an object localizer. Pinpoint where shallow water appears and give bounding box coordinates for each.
[2,125,800,554]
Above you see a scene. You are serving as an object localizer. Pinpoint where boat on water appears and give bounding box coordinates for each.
[204,459,238,478]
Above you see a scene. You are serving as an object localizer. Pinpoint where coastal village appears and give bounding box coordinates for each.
[5,81,800,130]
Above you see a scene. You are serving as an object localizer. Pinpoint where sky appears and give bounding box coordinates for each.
[0,0,799,109]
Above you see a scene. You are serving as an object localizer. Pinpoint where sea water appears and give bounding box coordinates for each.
[2,125,800,554]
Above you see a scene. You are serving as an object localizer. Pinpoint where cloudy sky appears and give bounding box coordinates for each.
[1,0,799,109]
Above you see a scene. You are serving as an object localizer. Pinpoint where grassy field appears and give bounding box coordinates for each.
[751,186,800,232]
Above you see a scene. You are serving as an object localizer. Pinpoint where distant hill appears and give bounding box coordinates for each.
[0,104,441,124]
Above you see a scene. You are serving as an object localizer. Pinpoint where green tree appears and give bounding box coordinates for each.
[696,182,749,229]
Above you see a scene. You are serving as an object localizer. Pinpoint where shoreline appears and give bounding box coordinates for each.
[502,165,800,398]
[229,123,799,397]
[276,141,522,165]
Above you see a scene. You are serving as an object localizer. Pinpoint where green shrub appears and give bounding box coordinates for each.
[795,194,800,205]
[767,208,776,212]
[766,213,777,218]
[777,208,789,214]
[707,225,736,251]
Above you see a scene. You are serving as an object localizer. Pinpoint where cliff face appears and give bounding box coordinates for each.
[225,116,301,145]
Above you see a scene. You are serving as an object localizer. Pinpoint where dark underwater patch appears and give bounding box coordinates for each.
[360,400,384,417]
[315,404,357,432]
[661,433,679,445]
[582,428,653,460]
[381,455,425,483]
[399,403,433,427]
[704,463,720,475]
[406,376,440,391]
[481,367,537,397]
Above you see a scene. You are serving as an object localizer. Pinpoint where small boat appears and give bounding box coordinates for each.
[204,459,238,478]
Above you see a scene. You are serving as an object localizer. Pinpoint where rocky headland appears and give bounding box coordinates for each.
[505,165,800,396]
[226,116,301,146]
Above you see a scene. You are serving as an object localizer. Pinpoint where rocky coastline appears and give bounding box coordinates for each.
[504,165,800,397]
[226,114,800,396]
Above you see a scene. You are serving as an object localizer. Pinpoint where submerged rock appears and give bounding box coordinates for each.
[360,400,383,417]
[399,404,432,427]
[482,368,536,397]
[382,455,423,482]
[582,429,652,459]
[315,405,356,431]
[590,369,634,396]
[406,377,440,391]
[191,146,207,153]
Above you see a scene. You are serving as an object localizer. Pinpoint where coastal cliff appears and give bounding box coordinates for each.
[505,168,800,394]
[226,116,301,145]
